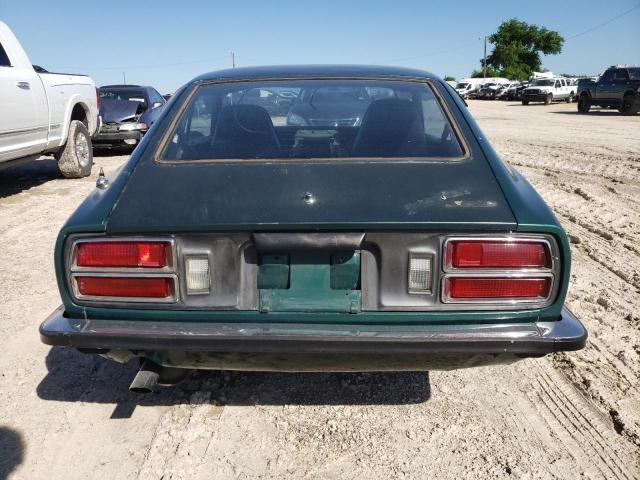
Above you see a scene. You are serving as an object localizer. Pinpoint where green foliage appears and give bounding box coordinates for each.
[483,19,564,80]
[471,67,500,78]
[443,75,456,82]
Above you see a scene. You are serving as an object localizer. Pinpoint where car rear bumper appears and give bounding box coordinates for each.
[40,306,587,370]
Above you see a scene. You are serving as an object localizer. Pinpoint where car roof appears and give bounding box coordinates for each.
[99,85,153,90]
[191,65,437,83]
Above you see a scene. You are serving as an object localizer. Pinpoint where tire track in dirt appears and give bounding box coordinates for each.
[529,368,637,479]
[523,167,640,291]
[502,139,640,184]
[516,165,640,451]
[511,161,640,212]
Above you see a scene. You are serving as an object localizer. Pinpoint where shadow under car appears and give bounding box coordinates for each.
[37,347,431,418]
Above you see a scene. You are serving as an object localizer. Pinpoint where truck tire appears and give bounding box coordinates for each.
[565,93,574,103]
[521,99,529,105]
[544,93,552,105]
[577,94,591,113]
[57,120,93,178]
[619,94,639,115]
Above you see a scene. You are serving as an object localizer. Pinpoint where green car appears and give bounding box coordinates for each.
[40,65,587,392]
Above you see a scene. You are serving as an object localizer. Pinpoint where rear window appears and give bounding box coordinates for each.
[628,68,640,80]
[0,41,10,67]
[99,88,147,103]
[161,79,464,162]
[531,79,554,86]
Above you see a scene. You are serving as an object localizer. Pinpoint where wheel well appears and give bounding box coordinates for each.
[70,103,88,126]
[624,90,636,98]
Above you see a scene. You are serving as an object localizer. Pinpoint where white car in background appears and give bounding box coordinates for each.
[0,21,99,177]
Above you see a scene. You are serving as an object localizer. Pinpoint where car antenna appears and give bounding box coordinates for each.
[96,167,109,190]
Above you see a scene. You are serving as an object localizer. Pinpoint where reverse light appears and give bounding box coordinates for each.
[408,253,432,293]
[185,256,210,294]
[444,277,551,300]
[76,241,171,268]
[445,240,550,269]
[76,276,173,298]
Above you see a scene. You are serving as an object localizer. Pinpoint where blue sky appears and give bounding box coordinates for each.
[1,0,639,93]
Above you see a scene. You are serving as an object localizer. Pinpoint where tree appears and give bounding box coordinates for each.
[483,19,564,80]
[443,75,456,82]
[471,67,499,78]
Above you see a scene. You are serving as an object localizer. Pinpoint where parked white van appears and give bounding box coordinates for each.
[455,78,485,98]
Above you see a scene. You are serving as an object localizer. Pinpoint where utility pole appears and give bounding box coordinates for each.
[122,71,126,84]
[230,52,235,68]
[483,36,487,78]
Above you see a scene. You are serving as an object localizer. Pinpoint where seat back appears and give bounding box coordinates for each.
[211,105,281,158]
[351,98,418,157]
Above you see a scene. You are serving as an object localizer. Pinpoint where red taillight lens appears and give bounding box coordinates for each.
[446,240,550,269]
[76,241,170,268]
[76,276,172,298]
[446,277,551,299]
[96,87,100,110]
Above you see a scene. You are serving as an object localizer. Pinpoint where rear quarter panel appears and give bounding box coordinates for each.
[40,73,99,146]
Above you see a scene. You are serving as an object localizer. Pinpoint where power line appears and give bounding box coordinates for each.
[380,39,484,64]
[49,56,230,72]
[566,3,640,40]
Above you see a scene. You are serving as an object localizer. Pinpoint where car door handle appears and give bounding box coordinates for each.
[16,81,30,90]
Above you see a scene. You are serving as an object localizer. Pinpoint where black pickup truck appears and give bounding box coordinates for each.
[577,66,640,115]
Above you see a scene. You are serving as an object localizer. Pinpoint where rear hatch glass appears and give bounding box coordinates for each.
[160,79,465,162]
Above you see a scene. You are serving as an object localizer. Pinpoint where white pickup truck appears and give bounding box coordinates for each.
[0,21,99,177]
[521,77,576,105]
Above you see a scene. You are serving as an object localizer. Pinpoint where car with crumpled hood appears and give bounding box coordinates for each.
[94,85,166,150]
[40,65,587,392]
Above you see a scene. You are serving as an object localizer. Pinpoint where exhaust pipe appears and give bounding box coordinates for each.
[129,359,161,394]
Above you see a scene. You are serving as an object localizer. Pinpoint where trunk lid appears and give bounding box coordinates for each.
[106,159,515,231]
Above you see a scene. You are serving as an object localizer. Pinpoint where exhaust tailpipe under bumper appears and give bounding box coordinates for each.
[129,359,161,393]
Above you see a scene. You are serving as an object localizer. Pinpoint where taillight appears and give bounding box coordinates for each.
[96,87,100,110]
[69,238,177,303]
[445,277,551,299]
[76,276,172,298]
[445,240,550,269]
[441,236,556,305]
[76,241,171,268]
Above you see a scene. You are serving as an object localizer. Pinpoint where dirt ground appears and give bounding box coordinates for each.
[0,101,638,480]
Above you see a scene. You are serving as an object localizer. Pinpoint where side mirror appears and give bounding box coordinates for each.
[152,102,163,109]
